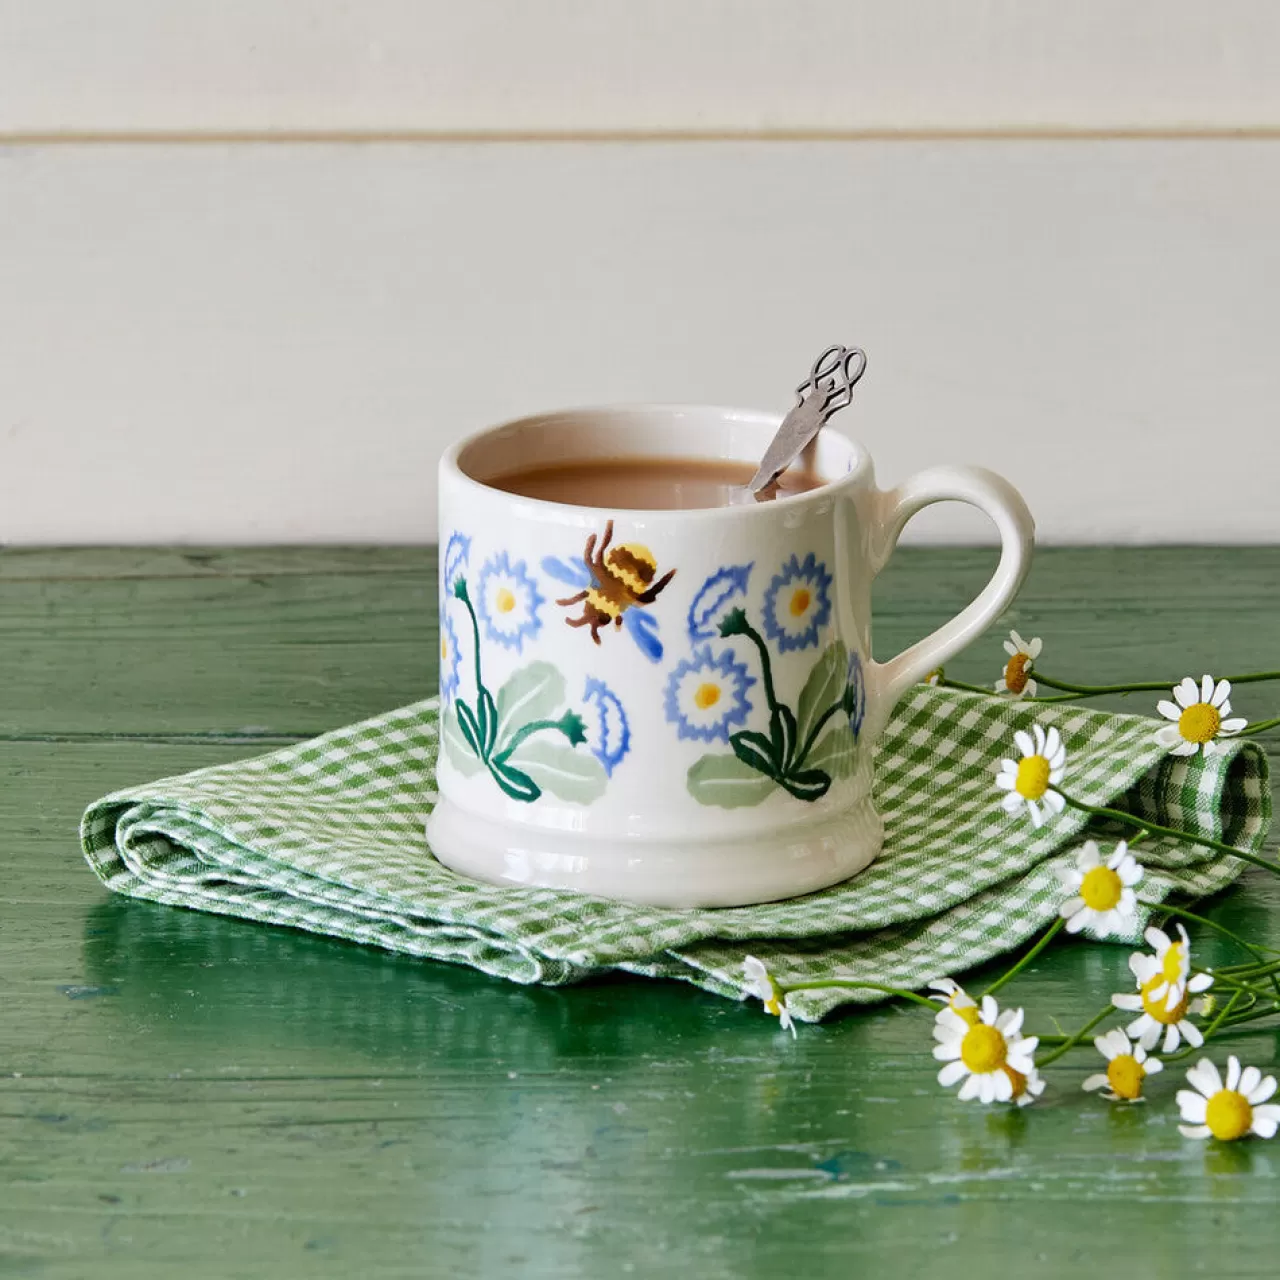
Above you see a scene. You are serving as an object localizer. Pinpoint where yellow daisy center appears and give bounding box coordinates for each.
[1140,974,1188,1025]
[1106,1054,1146,1100]
[1161,942,1185,984]
[1205,1089,1253,1141]
[495,587,516,614]
[1003,653,1032,693]
[951,997,981,1027]
[694,682,722,710]
[1178,702,1221,744]
[960,1024,1008,1074]
[764,993,782,1018]
[1080,865,1123,912]
[441,636,448,660]
[1015,755,1051,800]
[789,588,811,618]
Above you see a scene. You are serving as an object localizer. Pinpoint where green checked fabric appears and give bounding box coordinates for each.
[80,687,1272,1022]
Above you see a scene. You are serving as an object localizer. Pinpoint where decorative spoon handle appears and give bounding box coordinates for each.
[745,344,867,497]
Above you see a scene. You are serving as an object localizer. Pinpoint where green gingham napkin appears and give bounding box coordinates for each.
[80,687,1272,1021]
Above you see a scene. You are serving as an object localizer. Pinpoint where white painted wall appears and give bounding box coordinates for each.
[2,6,1279,544]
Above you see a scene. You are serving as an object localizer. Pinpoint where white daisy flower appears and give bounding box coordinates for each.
[923,667,945,687]
[1057,840,1143,938]
[1177,1056,1280,1141]
[1154,674,1248,757]
[743,956,796,1038]
[933,994,1039,1105]
[928,978,979,1026]
[993,724,1067,828]
[1111,924,1214,1053]
[1082,1026,1162,1102]
[995,630,1042,699]
[475,552,544,651]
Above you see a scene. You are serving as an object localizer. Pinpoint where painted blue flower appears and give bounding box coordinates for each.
[581,677,631,775]
[664,646,755,743]
[761,552,833,652]
[687,564,753,641]
[439,613,462,704]
[846,649,867,740]
[442,532,472,600]
[475,551,544,651]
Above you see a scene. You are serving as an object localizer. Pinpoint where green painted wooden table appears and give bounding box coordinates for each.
[2,547,1278,1279]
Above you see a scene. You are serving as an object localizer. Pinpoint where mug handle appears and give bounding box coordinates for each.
[863,465,1035,739]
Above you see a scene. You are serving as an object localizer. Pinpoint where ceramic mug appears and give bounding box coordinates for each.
[427,405,1034,908]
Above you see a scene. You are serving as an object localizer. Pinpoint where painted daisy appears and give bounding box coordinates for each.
[996,630,1042,699]
[663,645,755,743]
[928,978,979,1026]
[1155,674,1248,757]
[580,677,631,776]
[1056,840,1143,938]
[1082,1027,1162,1102]
[761,552,833,652]
[439,613,462,704]
[442,531,472,600]
[1111,924,1213,1053]
[743,956,796,1037]
[475,552,544,651]
[933,994,1039,1105]
[993,724,1067,828]
[1178,1057,1280,1141]
[686,564,753,641]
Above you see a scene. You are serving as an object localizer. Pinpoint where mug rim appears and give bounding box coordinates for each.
[440,403,870,523]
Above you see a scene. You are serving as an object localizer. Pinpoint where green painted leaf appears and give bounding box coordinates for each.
[507,738,608,804]
[795,640,849,751]
[488,757,541,803]
[441,706,484,775]
[687,754,779,808]
[770,704,798,771]
[805,723,857,780]
[455,698,485,759]
[777,768,832,802]
[495,662,566,746]
[478,686,500,754]
[730,729,778,778]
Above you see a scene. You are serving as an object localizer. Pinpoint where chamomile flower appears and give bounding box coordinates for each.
[1082,1027,1162,1102]
[933,994,1039,1105]
[1056,840,1143,938]
[1111,924,1214,1053]
[993,724,1067,828]
[923,667,945,687]
[743,956,796,1037]
[996,631,1042,699]
[1177,1057,1280,1141]
[1007,1064,1047,1108]
[1154,675,1248,757]
[928,978,979,1026]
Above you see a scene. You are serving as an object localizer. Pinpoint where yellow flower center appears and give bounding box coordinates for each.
[960,1024,1008,1074]
[789,588,811,618]
[1080,865,1123,912]
[1015,755,1051,800]
[694,682,722,710]
[1003,1065,1029,1100]
[1106,1054,1146,1100]
[495,587,516,614]
[1140,973,1188,1025]
[1178,702,1221,744]
[951,996,981,1027]
[441,636,448,660]
[1003,653,1032,693]
[1161,942,1185,984]
[764,992,782,1018]
[1205,1089,1253,1141]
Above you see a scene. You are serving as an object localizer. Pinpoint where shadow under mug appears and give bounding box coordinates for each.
[427,405,1034,908]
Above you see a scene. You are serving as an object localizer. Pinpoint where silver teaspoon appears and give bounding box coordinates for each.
[741,344,867,501]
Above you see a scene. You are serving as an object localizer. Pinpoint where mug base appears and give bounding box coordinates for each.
[425,798,884,909]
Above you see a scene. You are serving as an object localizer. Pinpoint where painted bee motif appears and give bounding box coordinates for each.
[541,520,675,662]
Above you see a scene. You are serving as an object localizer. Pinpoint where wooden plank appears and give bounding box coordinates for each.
[4,2,1280,135]
[0,548,1277,1275]
[4,141,1280,545]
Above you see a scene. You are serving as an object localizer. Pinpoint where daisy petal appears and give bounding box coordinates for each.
[938,1060,968,1087]
[1156,700,1182,722]
[1249,1076,1277,1106]
[1175,677,1199,708]
[1252,1114,1279,1140]
[1239,1065,1260,1099]
[1082,1074,1108,1092]
[957,1073,982,1102]
[1181,1021,1204,1049]
[1179,1124,1211,1140]
[1177,1090,1209,1123]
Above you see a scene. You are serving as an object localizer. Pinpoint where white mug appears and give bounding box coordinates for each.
[427,405,1034,908]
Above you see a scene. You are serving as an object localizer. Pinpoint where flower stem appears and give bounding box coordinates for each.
[494,716,575,761]
[1037,1004,1116,1067]
[796,700,844,767]
[982,918,1066,998]
[1059,792,1280,877]
[738,618,782,718]
[1034,670,1280,698]
[1243,716,1280,735]
[778,978,940,1011]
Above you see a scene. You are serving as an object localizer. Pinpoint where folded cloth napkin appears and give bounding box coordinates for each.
[81,687,1272,1021]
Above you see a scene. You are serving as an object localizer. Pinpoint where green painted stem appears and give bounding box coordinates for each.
[457,584,486,717]
[494,717,574,761]
[1060,792,1280,877]
[796,700,844,767]
[739,618,782,718]
[982,917,1066,998]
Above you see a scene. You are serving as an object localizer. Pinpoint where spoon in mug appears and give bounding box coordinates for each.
[736,344,867,503]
